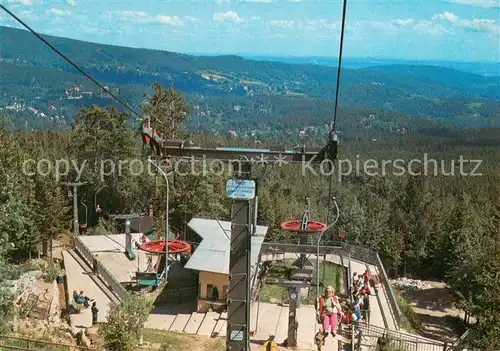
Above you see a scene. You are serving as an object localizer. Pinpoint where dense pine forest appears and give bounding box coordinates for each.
[1,25,499,131]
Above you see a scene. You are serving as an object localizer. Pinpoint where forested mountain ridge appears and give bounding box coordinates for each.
[1,25,499,131]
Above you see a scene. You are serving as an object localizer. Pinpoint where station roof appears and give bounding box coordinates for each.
[184,218,268,275]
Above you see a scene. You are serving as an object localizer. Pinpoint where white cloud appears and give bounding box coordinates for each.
[156,15,184,26]
[267,19,295,28]
[267,18,339,32]
[432,12,459,23]
[244,0,272,2]
[213,11,246,23]
[413,20,449,35]
[431,12,499,35]
[447,0,499,8]
[46,8,72,16]
[114,11,155,24]
[7,0,33,5]
[119,11,149,18]
[458,18,499,34]
[66,0,76,6]
[391,18,415,26]
[369,21,397,31]
[111,11,191,26]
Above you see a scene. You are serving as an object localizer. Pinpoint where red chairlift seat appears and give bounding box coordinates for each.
[95,204,102,213]
[80,223,87,229]
[142,122,153,145]
[280,220,327,233]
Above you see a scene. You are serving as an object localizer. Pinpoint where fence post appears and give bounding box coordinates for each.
[443,342,447,351]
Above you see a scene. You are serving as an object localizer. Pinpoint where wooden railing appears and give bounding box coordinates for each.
[0,335,100,351]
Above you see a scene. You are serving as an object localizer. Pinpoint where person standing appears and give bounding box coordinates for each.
[362,291,370,324]
[315,327,325,349]
[262,335,278,351]
[91,302,98,325]
[92,254,99,275]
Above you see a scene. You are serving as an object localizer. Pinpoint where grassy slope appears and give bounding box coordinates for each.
[259,259,343,305]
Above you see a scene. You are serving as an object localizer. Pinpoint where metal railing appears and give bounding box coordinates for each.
[446,330,472,351]
[97,263,129,300]
[357,324,455,351]
[342,243,378,266]
[376,252,402,329]
[74,237,129,300]
[342,242,402,329]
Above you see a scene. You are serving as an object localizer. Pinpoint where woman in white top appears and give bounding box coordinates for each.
[316,286,343,337]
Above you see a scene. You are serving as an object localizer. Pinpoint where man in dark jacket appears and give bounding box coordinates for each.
[91,302,98,324]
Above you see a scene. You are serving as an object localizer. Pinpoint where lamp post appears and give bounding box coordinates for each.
[316,197,340,297]
[147,158,170,276]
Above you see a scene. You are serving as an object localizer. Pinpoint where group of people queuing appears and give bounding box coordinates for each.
[314,270,373,347]
[352,270,372,324]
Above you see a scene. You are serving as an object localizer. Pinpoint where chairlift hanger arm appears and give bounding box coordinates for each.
[261,243,341,255]
[153,139,338,163]
[110,214,142,220]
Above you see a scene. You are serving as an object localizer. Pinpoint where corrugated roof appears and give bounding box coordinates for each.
[184,218,268,275]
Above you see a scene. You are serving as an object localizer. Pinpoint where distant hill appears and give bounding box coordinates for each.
[0,25,498,131]
[361,65,499,100]
[243,55,500,77]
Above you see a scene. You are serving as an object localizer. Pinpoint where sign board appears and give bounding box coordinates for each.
[225,179,256,200]
[230,329,244,341]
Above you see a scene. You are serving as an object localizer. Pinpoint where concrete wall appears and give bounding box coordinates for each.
[50,280,60,318]
[197,271,229,312]
[199,271,229,299]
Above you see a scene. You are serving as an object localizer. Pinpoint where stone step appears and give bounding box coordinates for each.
[169,313,190,332]
[184,312,205,334]
[197,311,219,336]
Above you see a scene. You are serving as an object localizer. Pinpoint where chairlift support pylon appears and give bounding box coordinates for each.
[142,127,338,350]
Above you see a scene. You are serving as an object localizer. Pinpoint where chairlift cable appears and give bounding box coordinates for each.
[0,4,142,119]
[326,0,347,228]
[331,0,348,131]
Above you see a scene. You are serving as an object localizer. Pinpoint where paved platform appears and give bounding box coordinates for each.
[72,235,405,349]
[260,252,392,330]
[78,234,151,283]
[63,251,111,326]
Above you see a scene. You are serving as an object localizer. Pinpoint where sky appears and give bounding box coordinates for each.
[0,0,499,62]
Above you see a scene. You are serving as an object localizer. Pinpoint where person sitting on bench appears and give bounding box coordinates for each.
[78,290,93,308]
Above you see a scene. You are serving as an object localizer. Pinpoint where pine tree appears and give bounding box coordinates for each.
[141,83,191,139]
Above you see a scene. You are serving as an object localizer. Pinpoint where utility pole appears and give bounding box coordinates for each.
[110,213,141,257]
[65,182,86,237]
[226,162,255,350]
